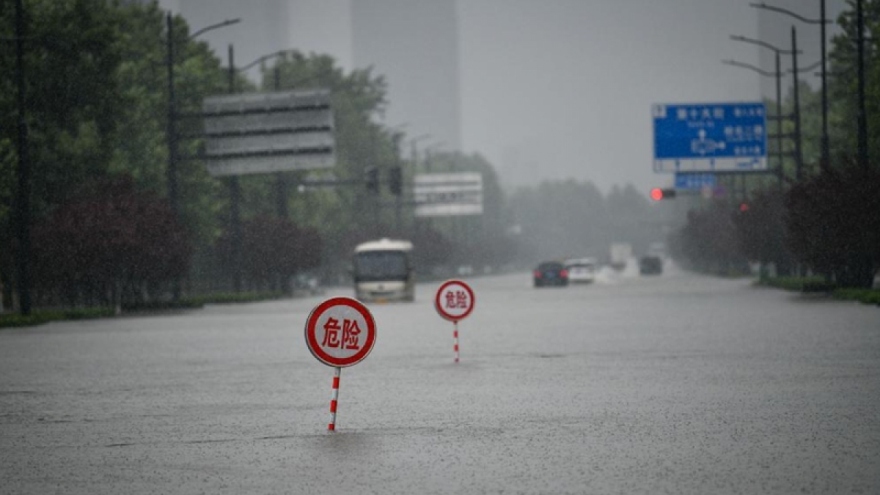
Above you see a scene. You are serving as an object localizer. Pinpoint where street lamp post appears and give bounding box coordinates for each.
[791,26,803,182]
[728,33,804,182]
[14,0,31,315]
[227,45,243,294]
[856,0,868,168]
[750,1,832,172]
[166,14,240,219]
[166,13,239,299]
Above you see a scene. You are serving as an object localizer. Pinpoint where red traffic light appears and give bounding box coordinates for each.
[650,188,676,201]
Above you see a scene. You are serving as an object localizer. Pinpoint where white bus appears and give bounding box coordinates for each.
[352,238,415,302]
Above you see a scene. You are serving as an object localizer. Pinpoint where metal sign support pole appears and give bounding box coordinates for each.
[328,367,341,431]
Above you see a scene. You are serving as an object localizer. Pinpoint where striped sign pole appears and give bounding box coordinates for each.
[328,366,341,431]
[435,280,475,364]
[305,297,377,432]
[453,321,460,363]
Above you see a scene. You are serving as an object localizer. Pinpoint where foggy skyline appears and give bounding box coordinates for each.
[160,0,843,195]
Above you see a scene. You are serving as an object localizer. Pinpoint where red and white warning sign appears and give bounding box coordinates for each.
[435,279,475,322]
[305,296,377,368]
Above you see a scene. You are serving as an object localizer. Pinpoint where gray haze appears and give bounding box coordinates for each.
[160,0,844,194]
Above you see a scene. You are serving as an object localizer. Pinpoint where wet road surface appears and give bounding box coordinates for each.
[2,267,879,493]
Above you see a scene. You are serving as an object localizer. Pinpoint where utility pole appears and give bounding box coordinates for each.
[165,13,182,301]
[820,0,830,172]
[774,52,784,189]
[857,0,868,169]
[791,26,803,182]
[228,44,242,293]
[166,15,239,301]
[14,0,32,315]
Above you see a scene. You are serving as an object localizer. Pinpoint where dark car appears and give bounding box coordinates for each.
[533,261,569,287]
[639,256,663,275]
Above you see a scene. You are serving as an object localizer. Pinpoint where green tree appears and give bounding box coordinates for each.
[30,176,190,309]
[828,0,880,165]
[731,188,792,277]
[785,161,880,287]
[673,202,748,276]
[0,0,125,216]
[253,53,396,263]
[0,1,238,306]
[214,216,321,292]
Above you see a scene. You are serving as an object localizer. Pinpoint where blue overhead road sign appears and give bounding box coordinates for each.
[675,172,716,190]
[653,102,767,173]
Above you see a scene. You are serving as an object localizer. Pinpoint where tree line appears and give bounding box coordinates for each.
[0,1,455,311]
[671,1,880,288]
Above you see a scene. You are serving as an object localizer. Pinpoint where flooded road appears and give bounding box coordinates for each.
[2,267,879,493]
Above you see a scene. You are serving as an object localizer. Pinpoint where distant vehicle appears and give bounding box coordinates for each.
[292,273,323,296]
[639,255,663,275]
[609,242,632,271]
[352,238,415,302]
[533,261,569,287]
[647,241,666,258]
[565,258,597,284]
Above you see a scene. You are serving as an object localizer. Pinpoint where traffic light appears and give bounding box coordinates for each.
[388,166,402,196]
[365,166,379,194]
[650,187,676,201]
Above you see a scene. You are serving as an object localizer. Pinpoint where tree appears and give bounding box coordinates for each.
[785,161,880,287]
[0,1,234,305]
[214,216,322,292]
[731,188,792,277]
[673,202,748,276]
[30,176,190,308]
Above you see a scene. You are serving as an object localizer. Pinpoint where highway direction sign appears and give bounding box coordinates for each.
[414,173,483,217]
[653,102,767,173]
[202,89,335,177]
[674,172,717,190]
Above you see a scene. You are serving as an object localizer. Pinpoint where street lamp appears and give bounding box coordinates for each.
[166,14,239,300]
[166,14,240,220]
[729,32,804,182]
[750,1,832,172]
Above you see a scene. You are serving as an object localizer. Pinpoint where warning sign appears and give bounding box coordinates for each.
[434,279,475,322]
[305,297,376,367]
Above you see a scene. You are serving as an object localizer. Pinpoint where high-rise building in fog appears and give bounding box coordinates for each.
[161,0,460,150]
[351,0,461,151]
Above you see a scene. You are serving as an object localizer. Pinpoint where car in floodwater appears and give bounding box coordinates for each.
[565,257,597,284]
[639,255,663,275]
[533,261,569,287]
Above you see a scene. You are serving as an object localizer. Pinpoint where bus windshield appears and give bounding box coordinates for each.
[354,251,408,281]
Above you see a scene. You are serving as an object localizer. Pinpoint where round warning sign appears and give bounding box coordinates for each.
[305,297,377,368]
[434,279,475,322]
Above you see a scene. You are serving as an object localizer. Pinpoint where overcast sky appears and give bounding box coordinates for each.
[458,0,766,194]
[164,0,841,195]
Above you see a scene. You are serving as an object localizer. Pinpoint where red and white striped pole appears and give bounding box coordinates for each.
[453,321,460,363]
[328,366,341,431]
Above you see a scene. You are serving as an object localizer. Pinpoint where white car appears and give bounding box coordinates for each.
[565,258,597,284]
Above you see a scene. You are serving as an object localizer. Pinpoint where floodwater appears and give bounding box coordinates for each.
[2,265,879,494]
